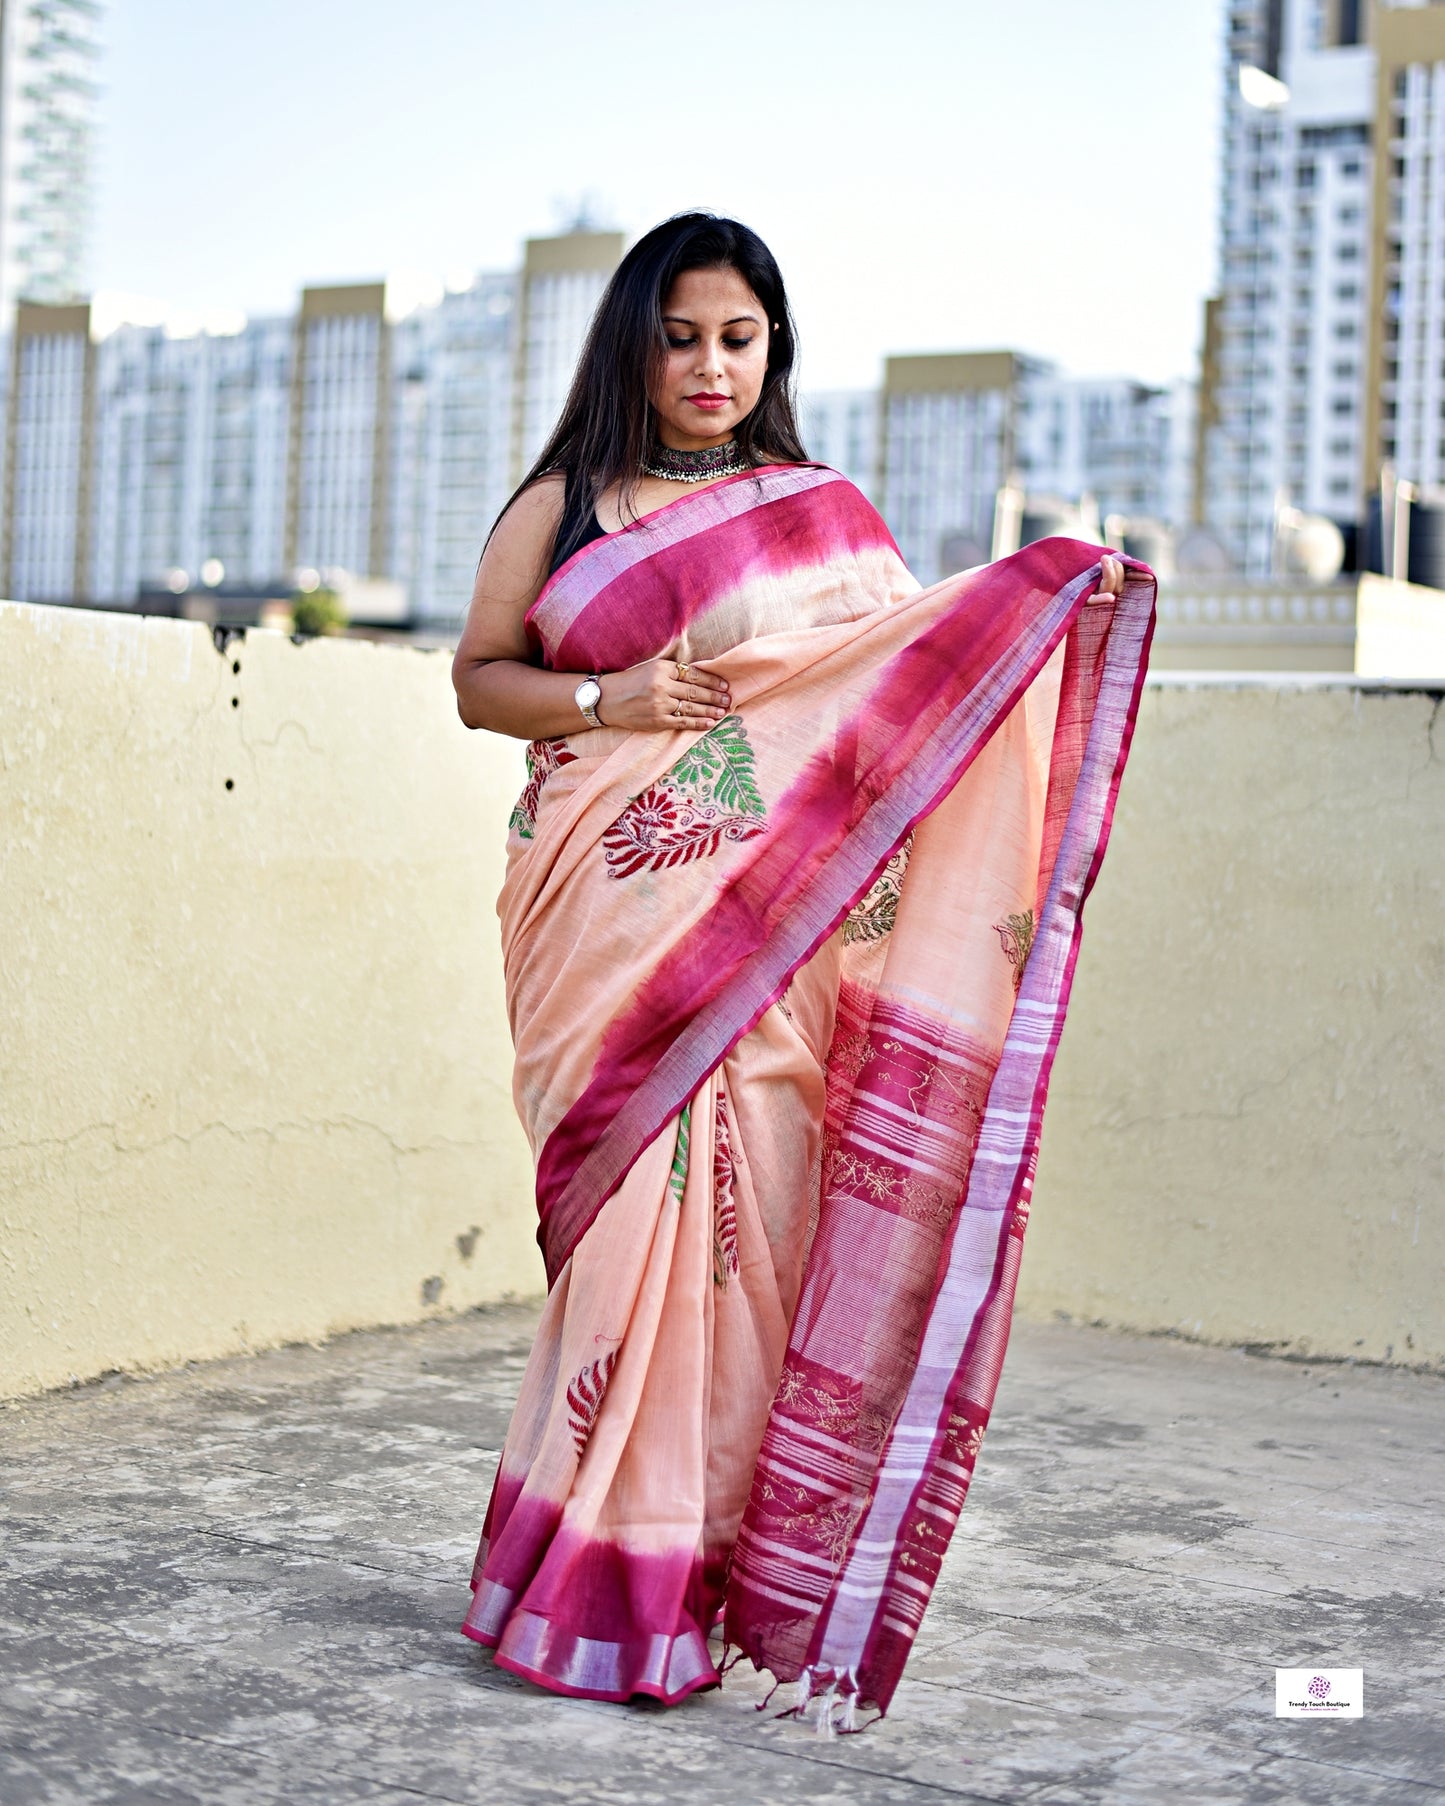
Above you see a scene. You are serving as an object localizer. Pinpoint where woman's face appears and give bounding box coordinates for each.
[651,265,772,450]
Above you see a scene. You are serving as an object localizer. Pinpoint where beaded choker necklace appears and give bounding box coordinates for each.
[643,439,752,483]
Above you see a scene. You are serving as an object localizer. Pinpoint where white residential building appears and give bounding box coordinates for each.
[391,272,516,626]
[0,0,103,323]
[203,318,292,590]
[799,389,879,498]
[1017,374,1196,529]
[511,231,623,483]
[880,352,1044,584]
[88,315,291,602]
[287,284,389,581]
[1364,2,1445,519]
[1200,0,1378,572]
[2,300,90,600]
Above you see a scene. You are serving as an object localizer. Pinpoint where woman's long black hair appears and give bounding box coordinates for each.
[501,212,809,573]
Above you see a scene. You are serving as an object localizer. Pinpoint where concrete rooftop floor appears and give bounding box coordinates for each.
[2,1304,1443,1806]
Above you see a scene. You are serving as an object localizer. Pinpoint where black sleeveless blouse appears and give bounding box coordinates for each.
[548,513,609,577]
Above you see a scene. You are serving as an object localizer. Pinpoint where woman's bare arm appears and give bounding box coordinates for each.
[451,477,730,739]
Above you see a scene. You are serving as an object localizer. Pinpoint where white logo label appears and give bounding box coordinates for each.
[1275,1668,1364,1718]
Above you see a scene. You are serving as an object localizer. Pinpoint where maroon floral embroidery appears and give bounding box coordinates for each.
[602,714,767,879]
[510,738,577,840]
[565,1349,618,1456]
[713,1087,738,1289]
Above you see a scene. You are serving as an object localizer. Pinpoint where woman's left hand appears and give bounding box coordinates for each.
[1099,554,1126,597]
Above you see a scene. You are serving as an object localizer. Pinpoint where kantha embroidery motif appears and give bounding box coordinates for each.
[603,714,767,878]
[823,1146,955,1228]
[993,909,1036,991]
[844,835,913,945]
[713,1087,738,1288]
[510,738,577,840]
[565,1349,618,1456]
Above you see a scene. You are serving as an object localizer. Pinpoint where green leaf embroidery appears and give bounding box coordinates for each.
[844,835,913,945]
[668,1105,691,1206]
[662,714,765,819]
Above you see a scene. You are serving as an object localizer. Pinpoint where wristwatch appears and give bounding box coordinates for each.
[574,675,603,728]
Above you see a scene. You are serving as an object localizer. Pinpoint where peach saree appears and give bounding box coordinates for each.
[462,464,1155,1719]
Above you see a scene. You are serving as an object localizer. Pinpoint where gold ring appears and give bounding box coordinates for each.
[676,662,689,682]
[673,704,684,719]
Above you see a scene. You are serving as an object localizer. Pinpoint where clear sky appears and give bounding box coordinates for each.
[94,0,1222,391]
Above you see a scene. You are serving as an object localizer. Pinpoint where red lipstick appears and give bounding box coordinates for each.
[686,392,729,410]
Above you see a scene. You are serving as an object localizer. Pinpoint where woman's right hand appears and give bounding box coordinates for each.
[597,658,731,732]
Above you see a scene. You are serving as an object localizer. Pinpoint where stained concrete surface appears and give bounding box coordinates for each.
[1,1305,1443,1805]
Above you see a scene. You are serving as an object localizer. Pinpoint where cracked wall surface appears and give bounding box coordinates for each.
[3,605,1443,1398]
[1021,680,1445,1369]
[1,602,536,1398]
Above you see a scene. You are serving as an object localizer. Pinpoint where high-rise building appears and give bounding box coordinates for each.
[0,0,103,323]
[1198,1,1423,573]
[1363,4,1445,500]
[203,318,293,591]
[880,352,1044,584]
[286,283,390,581]
[2,300,91,602]
[511,230,623,483]
[391,271,516,624]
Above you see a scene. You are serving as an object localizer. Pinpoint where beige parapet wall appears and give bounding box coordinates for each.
[1024,674,1445,1367]
[2,604,1443,1397]
[1,602,538,1399]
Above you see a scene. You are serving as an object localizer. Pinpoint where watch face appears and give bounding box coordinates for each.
[576,679,601,710]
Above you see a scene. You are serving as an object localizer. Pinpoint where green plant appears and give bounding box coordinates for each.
[290,587,347,636]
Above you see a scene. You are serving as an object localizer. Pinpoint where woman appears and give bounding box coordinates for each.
[452,213,1152,1724]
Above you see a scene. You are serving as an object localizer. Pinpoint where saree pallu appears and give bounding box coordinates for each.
[463,464,1155,1717]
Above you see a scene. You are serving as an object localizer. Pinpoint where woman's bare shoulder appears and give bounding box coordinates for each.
[458,476,567,663]
[476,476,564,592]
[489,473,565,563]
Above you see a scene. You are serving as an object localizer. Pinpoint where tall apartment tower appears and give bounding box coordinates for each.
[510,230,623,484]
[1200,0,1376,572]
[285,283,390,580]
[1,299,91,600]
[1363,4,1445,497]
[0,0,103,322]
[390,271,516,625]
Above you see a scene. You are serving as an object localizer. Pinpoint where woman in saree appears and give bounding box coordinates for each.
[451,213,1153,1724]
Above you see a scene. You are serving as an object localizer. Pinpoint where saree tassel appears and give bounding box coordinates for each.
[813,1680,839,1736]
[839,1688,858,1734]
[771,1665,813,1722]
